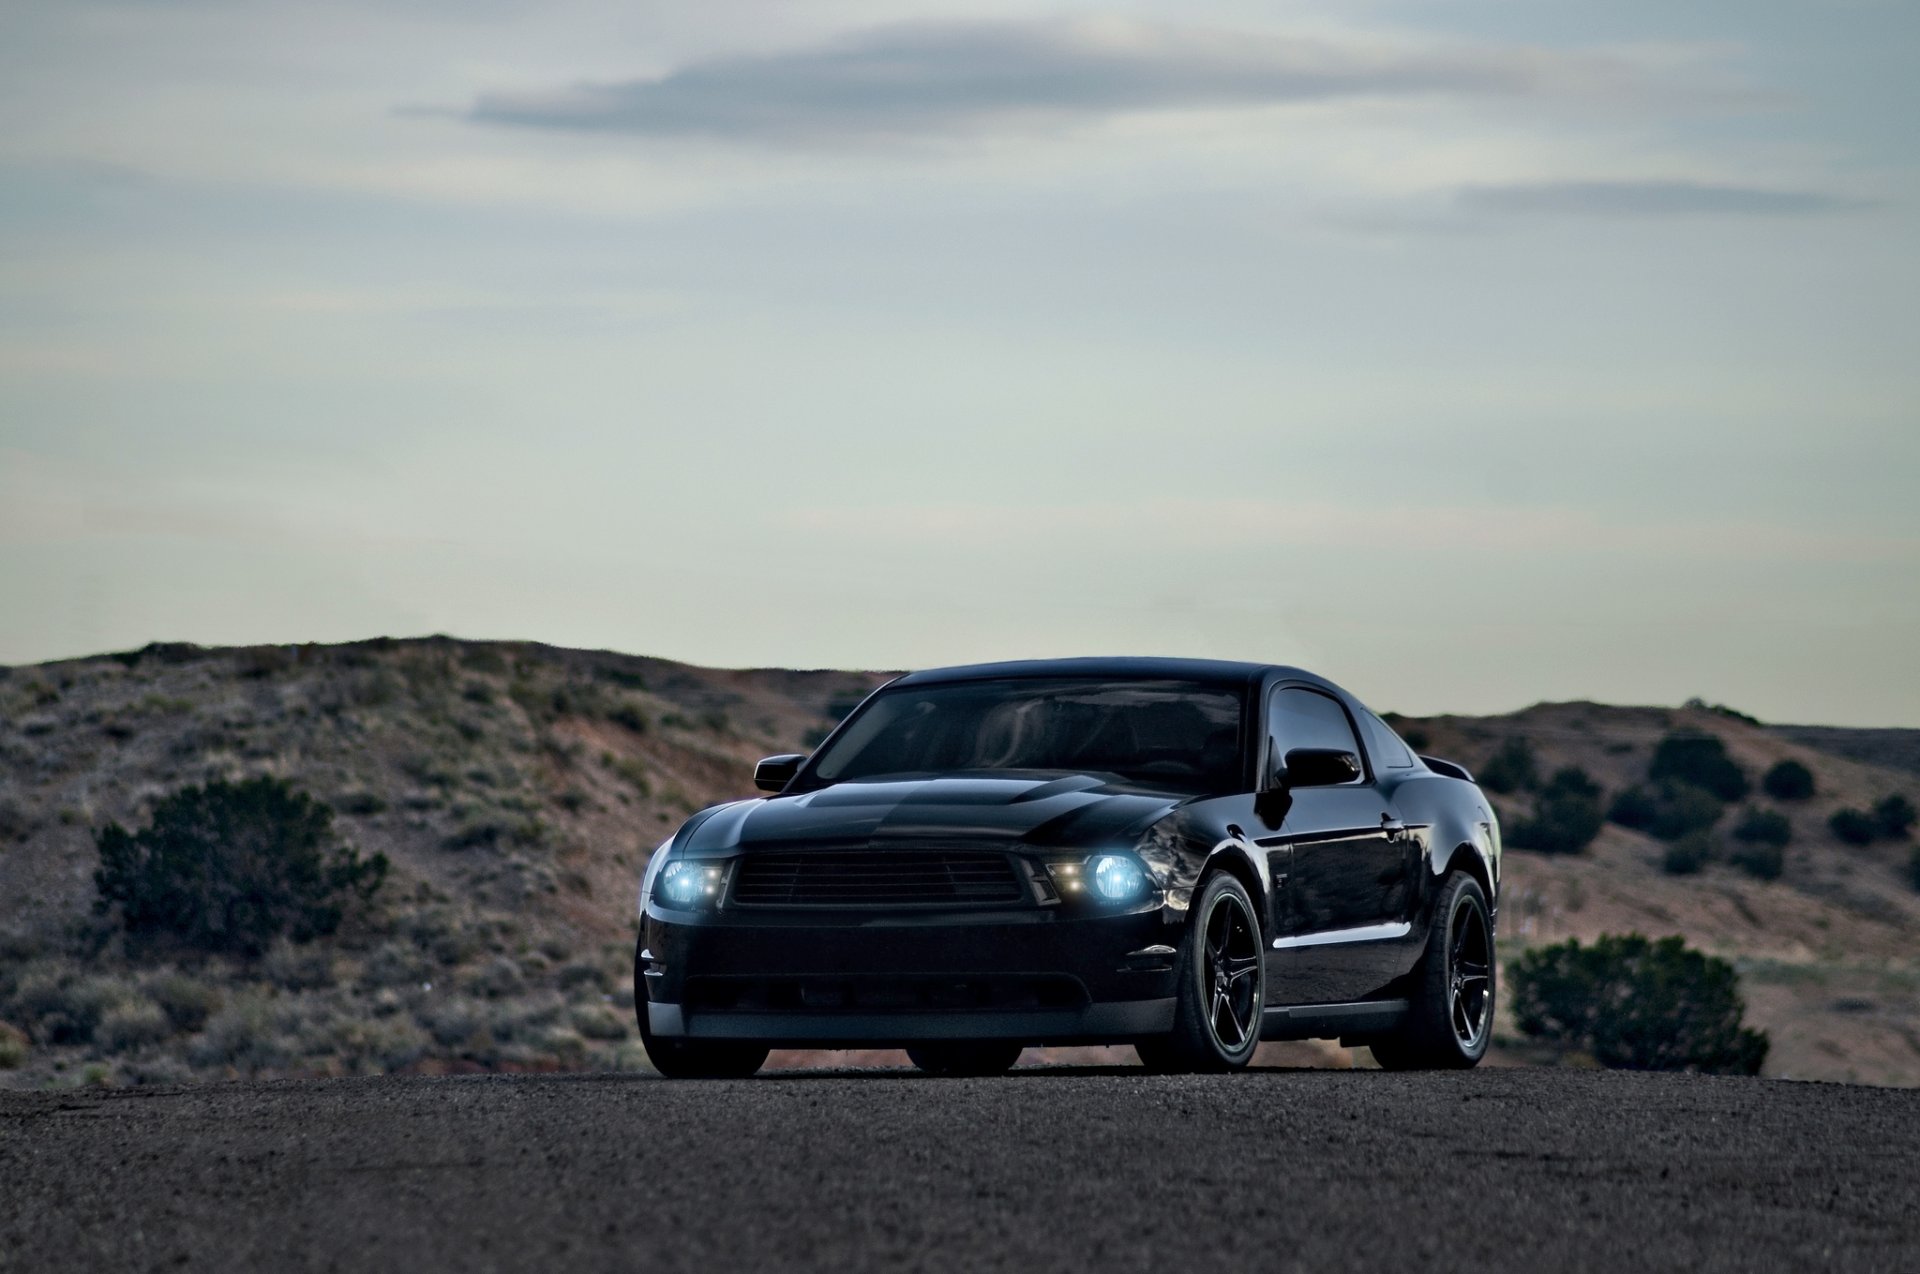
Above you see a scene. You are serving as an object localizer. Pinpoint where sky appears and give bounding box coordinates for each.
[1,0,1915,725]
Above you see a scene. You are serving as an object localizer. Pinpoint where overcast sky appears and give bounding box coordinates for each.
[1,0,1915,725]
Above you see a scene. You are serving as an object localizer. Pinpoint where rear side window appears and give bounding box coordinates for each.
[1268,687,1363,775]
[1362,711,1415,769]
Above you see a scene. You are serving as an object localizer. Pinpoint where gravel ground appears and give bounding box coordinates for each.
[2,1066,1916,1273]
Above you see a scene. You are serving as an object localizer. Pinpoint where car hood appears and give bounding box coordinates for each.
[680,773,1183,855]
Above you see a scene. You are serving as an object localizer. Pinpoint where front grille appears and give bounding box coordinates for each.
[731,849,1025,908]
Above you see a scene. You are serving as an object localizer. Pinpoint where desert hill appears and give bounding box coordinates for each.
[1,639,1915,1087]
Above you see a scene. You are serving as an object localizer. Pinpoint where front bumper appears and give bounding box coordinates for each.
[641,903,1181,1047]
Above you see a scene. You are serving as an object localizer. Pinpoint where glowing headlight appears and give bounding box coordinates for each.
[656,860,726,908]
[1047,853,1151,904]
[1089,853,1149,902]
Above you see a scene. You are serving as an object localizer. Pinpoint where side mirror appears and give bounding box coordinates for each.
[753,753,806,793]
[1275,747,1361,789]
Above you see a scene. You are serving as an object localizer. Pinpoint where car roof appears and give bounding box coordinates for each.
[889,656,1341,694]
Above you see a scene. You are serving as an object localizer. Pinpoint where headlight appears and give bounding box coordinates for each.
[1046,853,1152,905]
[655,860,727,909]
[1090,853,1149,902]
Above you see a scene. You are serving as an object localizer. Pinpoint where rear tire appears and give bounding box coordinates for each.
[633,940,769,1079]
[1370,873,1493,1071]
[1134,872,1264,1074]
[906,1042,1024,1076]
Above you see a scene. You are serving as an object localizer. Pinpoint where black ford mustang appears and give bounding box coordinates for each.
[635,658,1499,1077]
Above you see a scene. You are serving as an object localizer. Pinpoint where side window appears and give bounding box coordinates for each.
[1362,711,1415,769]
[1268,687,1364,780]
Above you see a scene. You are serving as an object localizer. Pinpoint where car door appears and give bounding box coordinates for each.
[1259,685,1417,1005]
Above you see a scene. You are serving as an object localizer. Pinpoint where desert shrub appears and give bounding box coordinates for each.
[1732,807,1792,849]
[0,797,35,843]
[1478,738,1538,795]
[570,1003,629,1041]
[0,1022,27,1069]
[1509,933,1768,1074]
[465,956,525,1000]
[1761,760,1815,801]
[1507,768,1605,855]
[326,1015,429,1073]
[148,973,221,1032]
[94,777,387,956]
[420,996,489,1048]
[189,995,298,1072]
[801,724,833,749]
[1649,732,1748,802]
[11,972,135,1045]
[597,666,648,691]
[557,961,610,993]
[1612,782,1723,841]
[262,940,337,991]
[359,940,434,990]
[607,703,648,735]
[1873,795,1915,839]
[1662,832,1713,876]
[1683,698,1761,726]
[334,790,387,816]
[1729,840,1784,882]
[95,999,173,1052]
[1829,808,1878,846]
[443,817,544,852]
[1607,785,1659,832]
[1909,846,1920,893]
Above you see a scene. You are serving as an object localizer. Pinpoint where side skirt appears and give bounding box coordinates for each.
[1260,998,1409,1042]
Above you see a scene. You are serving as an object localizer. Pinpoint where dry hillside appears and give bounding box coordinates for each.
[1,640,1915,1087]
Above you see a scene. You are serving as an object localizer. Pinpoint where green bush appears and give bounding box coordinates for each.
[607,703,648,734]
[1732,807,1792,849]
[1508,933,1768,1074]
[1728,840,1784,881]
[0,1021,26,1069]
[1478,738,1538,795]
[1830,808,1878,846]
[1761,760,1815,801]
[1873,795,1915,839]
[1650,732,1748,802]
[1662,833,1713,876]
[1507,768,1605,855]
[1612,782,1724,841]
[95,999,173,1052]
[148,973,221,1033]
[94,777,388,956]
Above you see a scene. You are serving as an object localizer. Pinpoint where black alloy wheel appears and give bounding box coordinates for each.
[1136,872,1265,1073]
[906,1042,1025,1076]
[1371,872,1494,1070]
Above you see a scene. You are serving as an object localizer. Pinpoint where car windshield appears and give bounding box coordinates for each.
[800,677,1246,796]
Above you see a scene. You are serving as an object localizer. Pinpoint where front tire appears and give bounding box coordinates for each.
[1370,872,1493,1071]
[1135,872,1264,1073]
[633,941,769,1079]
[906,1042,1024,1076]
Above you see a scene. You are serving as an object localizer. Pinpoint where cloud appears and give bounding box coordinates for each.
[1459,180,1868,217]
[464,18,1653,143]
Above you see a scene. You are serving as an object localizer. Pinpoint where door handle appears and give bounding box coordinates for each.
[1381,815,1406,839]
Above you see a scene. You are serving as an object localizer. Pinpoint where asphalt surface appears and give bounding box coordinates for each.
[3,1067,1917,1273]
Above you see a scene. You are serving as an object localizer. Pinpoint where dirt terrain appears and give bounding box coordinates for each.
[3,1068,1916,1273]
[1,639,1916,1087]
